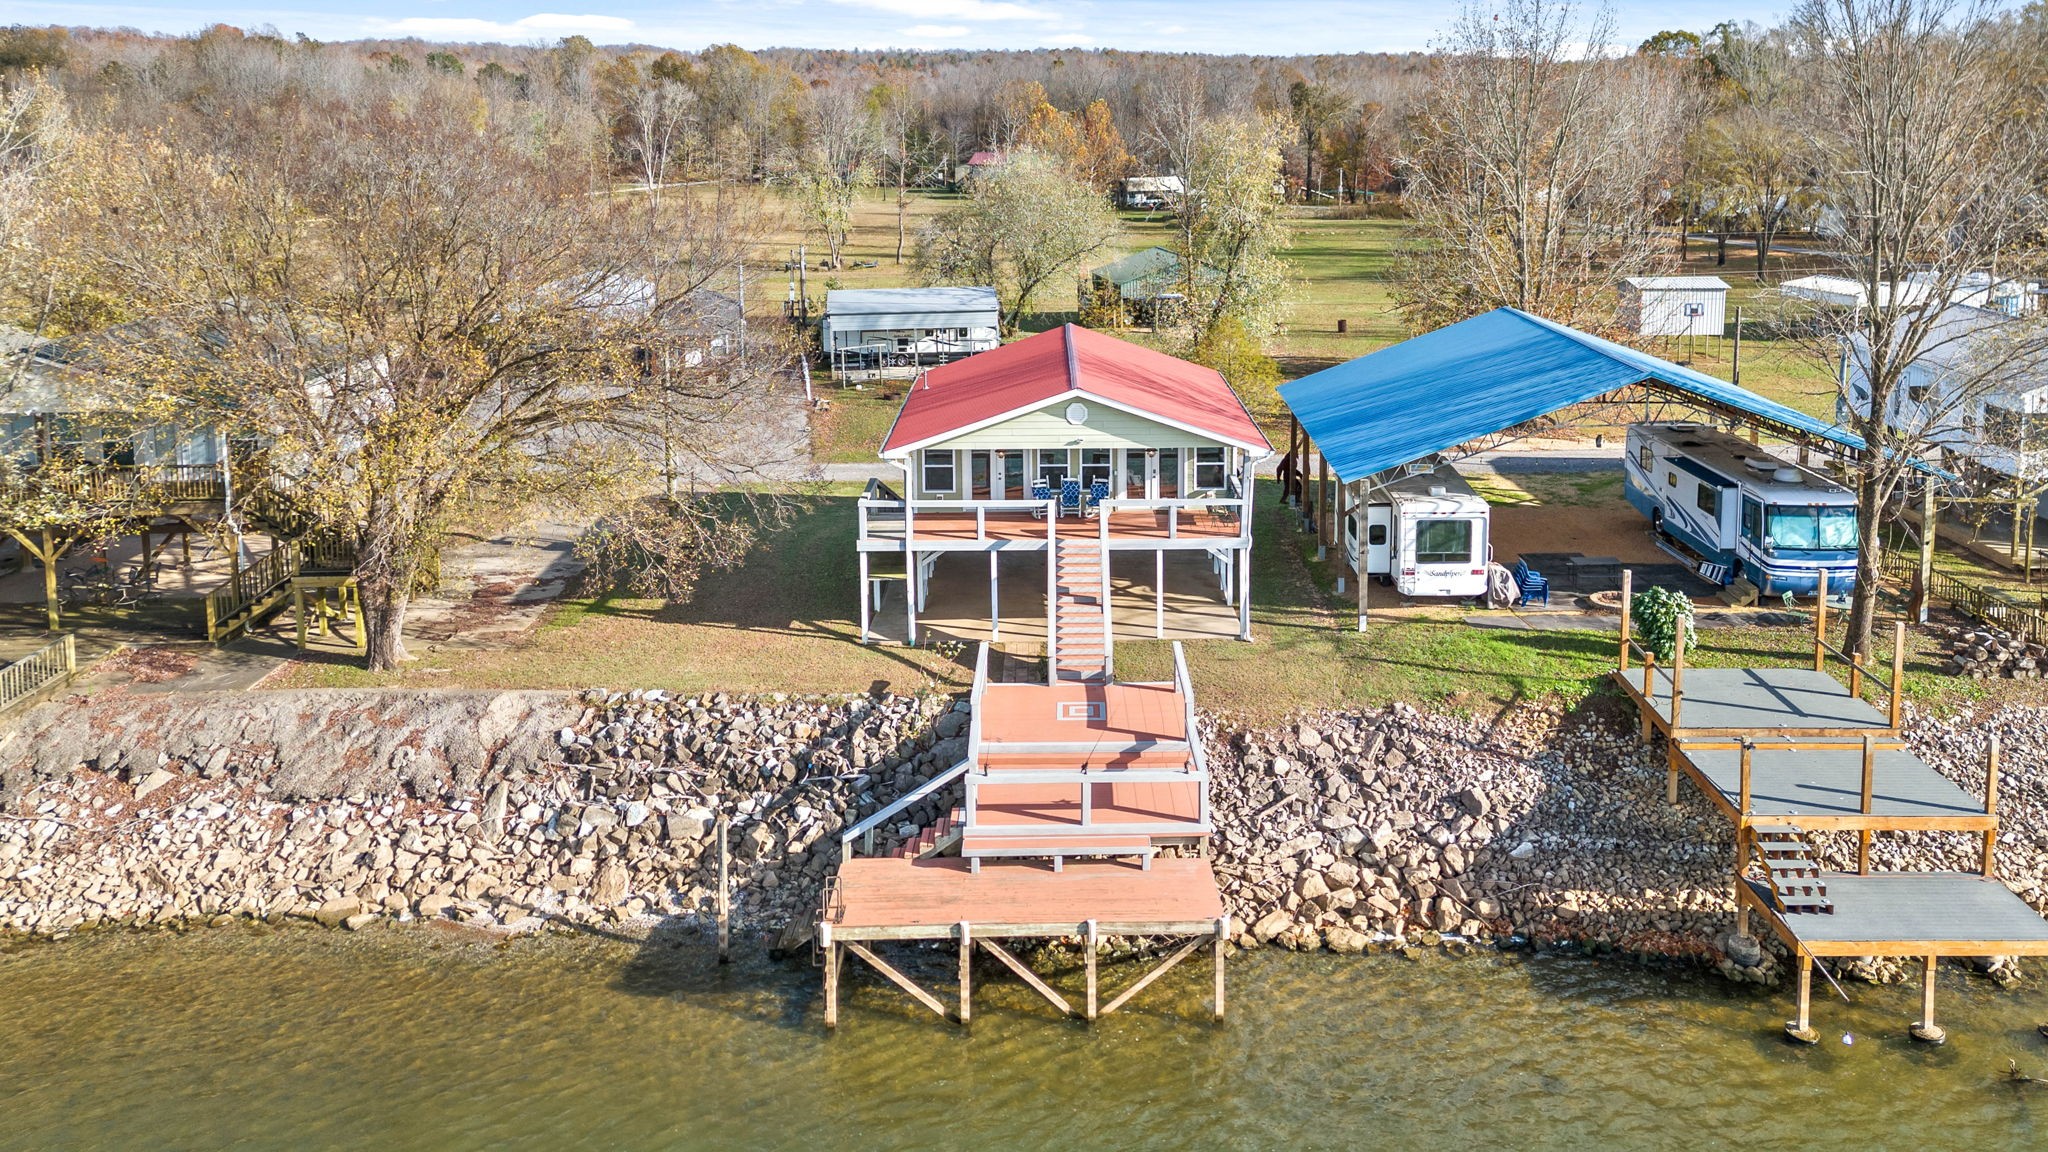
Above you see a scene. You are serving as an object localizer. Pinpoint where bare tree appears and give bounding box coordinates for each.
[69,98,791,670]
[1394,0,1686,333]
[1790,0,2048,655]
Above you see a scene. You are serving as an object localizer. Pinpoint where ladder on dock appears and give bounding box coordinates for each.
[1754,822,1833,914]
[1050,532,1111,682]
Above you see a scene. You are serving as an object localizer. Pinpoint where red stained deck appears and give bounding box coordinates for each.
[977,680,1187,747]
[975,781,1204,827]
[873,508,1243,546]
[829,856,1227,940]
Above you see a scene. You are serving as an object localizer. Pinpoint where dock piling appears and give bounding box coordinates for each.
[1084,919,1099,1021]
[1787,953,1819,1044]
[1213,917,1228,1021]
[717,813,731,964]
[958,920,972,1025]
[1911,955,1946,1044]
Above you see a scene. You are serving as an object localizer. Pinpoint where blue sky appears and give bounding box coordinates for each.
[14,1,1805,55]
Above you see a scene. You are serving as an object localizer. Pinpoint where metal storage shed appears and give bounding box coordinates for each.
[1618,276,1729,337]
[821,286,1001,378]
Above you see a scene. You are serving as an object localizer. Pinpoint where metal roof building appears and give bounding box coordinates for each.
[1276,307,1871,484]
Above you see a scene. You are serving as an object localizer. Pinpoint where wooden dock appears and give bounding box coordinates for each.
[1668,738,1996,832]
[1740,873,2048,1044]
[821,857,1227,1026]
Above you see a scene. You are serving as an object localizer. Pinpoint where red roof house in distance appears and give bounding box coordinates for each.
[856,323,1272,672]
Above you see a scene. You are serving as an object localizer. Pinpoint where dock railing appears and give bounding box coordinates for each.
[1616,569,1685,729]
[0,632,75,715]
[1811,569,1908,730]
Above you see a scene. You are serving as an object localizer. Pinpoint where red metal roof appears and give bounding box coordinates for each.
[880,324,1271,456]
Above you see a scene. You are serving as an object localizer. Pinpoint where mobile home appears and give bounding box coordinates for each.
[1623,422,1858,596]
[1343,463,1492,598]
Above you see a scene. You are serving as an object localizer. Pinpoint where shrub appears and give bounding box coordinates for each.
[1631,585,1697,663]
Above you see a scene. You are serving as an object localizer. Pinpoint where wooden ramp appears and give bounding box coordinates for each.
[820,857,1228,1027]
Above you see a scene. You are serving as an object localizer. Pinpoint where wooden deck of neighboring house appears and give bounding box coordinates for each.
[820,642,1224,1027]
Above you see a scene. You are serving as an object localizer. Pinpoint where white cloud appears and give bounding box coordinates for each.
[1157,24,1186,35]
[827,0,1061,23]
[902,24,972,37]
[375,13,636,41]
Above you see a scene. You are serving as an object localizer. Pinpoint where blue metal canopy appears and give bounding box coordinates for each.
[1278,307,1872,483]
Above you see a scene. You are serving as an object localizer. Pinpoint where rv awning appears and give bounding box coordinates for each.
[1278,307,1878,483]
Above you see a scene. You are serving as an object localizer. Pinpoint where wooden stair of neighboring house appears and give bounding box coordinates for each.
[1052,537,1109,682]
[895,807,966,860]
[1753,822,1833,914]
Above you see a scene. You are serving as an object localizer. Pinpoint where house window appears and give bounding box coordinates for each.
[1193,447,1227,491]
[1081,449,1113,490]
[1036,449,1071,488]
[922,450,957,494]
[1695,484,1720,517]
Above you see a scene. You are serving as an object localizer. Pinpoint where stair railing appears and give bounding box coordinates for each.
[1045,502,1058,674]
[1099,505,1114,679]
[840,757,972,863]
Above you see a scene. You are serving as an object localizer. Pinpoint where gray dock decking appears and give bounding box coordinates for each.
[1679,742,1990,828]
[1744,873,2048,956]
[1635,666,1892,734]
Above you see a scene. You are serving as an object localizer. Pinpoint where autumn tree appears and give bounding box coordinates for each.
[1394,0,1685,333]
[67,98,792,670]
[1790,0,2048,657]
[1170,114,1293,402]
[1020,96,1132,192]
[913,149,1121,332]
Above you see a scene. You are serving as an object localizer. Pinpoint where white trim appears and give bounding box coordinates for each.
[921,449,958,495]
[882,386,1272,459]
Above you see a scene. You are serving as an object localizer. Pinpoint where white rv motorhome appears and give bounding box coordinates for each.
[1343,463,1493,598]
[1622,422,1858,596]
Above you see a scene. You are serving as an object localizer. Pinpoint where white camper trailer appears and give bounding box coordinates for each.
[1343,463,1493,597]
[1622,421,1858,596]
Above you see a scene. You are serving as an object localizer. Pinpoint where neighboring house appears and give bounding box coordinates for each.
[855,323,1272,675]
[1082,247,1210,327]
[821,287,1000,379]
[0,325,232,472]
[1783,272,2041,317]
[1617,276,1728,338]
[1117,175,1185,210]
[1844,302,2048,513]
[954,150,1005,186]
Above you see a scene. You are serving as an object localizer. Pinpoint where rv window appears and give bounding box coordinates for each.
[922,450,957,494]
[1695,484,1720,517]
[1414,519,1473,564]
[1368,524,1388,547]
[1192,447,1227,490]
[1765,505,1858,551]
[1667,471,1678,488]
[1638,446,1653,471]
[1742,498,1762,542]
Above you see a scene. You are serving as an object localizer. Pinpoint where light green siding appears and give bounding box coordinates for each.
[930,399,1225,453]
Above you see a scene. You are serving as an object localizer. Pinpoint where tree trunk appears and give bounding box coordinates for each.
[360,578,411,671]
[1844,467,1884,660]
[41,528,59,632]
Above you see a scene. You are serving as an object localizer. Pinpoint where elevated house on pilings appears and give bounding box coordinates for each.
[855,323,1271,678]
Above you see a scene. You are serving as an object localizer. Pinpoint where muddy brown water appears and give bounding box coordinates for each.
[6,925,2048,1149]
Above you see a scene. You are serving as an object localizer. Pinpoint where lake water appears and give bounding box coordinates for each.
[6,925,2048,1150]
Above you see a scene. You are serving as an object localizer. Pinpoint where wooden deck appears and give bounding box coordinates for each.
[829,856,1226,941]
[861,508,1244,552]
[1616,666,1895,739]
[973,781,1204,828]
[978,679,1186,748]
[1671,740,1995,831]
[1741,873,2048,958]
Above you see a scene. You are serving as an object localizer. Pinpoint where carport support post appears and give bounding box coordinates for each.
[1357,544,1369,633]
[1316,453,1331,559]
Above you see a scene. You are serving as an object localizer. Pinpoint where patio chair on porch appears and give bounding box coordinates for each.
[1059,479,1083,517]
[1030,480,1053,518]
[1085,479,1110,517]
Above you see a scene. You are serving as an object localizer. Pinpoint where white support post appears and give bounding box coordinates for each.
[989,551,1000,640]
[1155,549,1166,639]
[906,548,919,646]
[858,550,871,643]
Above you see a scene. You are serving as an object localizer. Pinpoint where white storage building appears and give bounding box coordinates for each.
[820,287,1001,376]
[1618,276,1730,338]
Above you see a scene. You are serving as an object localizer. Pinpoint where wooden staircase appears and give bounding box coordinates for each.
[1754,822,1833,914]
[1051,535,1110,682]
[896,806,966,860]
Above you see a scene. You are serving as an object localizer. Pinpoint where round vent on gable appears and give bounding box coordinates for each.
[1065,402,1090,425]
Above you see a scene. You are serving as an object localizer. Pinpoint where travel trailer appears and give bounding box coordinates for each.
[1344,463,1493,598]
[1623,422,1858,596]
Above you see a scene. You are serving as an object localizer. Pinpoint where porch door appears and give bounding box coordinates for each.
[969,451,994,500]
[1001,451,1025,499]
[1156,448,1182,500]
[1122,450,1147,497]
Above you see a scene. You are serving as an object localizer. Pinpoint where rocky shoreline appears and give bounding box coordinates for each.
[3,685,2044,987]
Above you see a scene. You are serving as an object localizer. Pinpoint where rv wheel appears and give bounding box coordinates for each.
[1650,509,1666,537]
